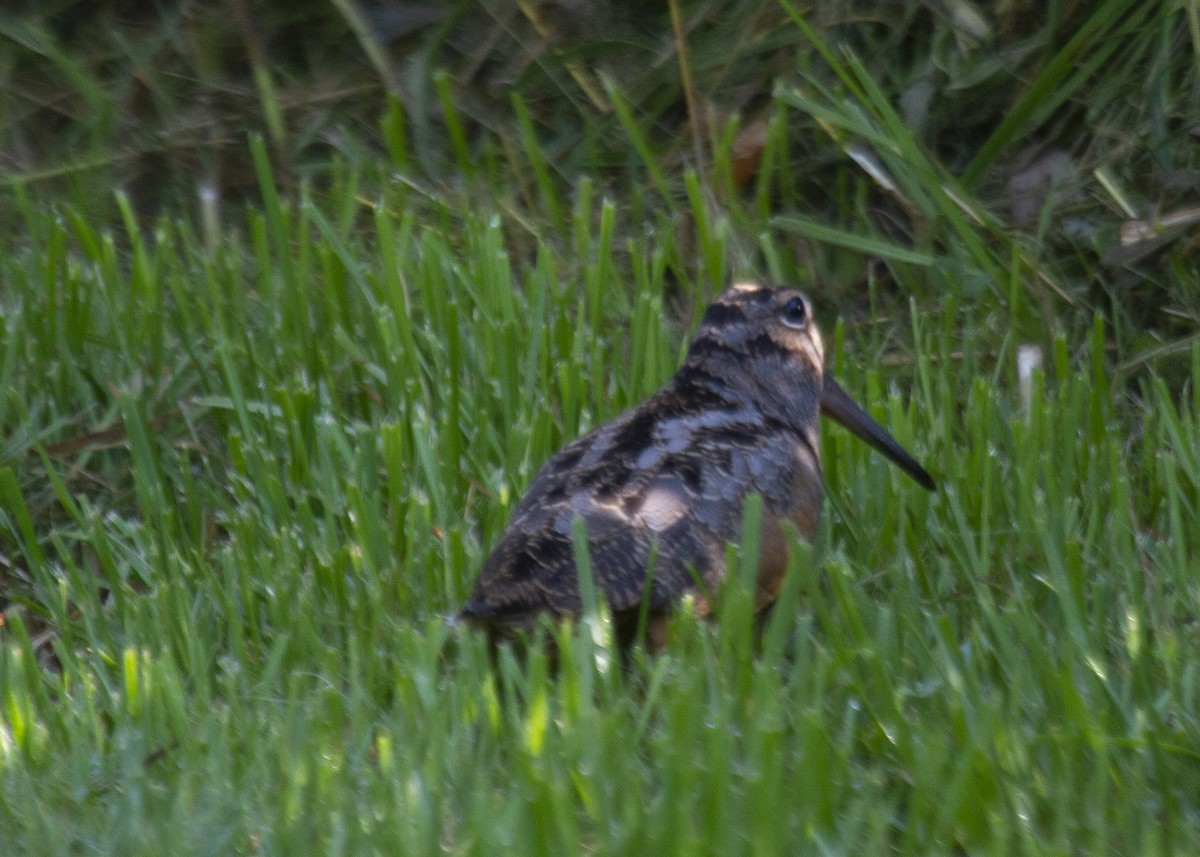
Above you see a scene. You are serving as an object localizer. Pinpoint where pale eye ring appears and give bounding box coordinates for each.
[780,296,809,329]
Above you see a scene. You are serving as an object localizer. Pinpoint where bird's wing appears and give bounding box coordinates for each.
[463,481,728,619]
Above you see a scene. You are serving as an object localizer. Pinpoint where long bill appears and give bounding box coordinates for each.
[820,375,936,491]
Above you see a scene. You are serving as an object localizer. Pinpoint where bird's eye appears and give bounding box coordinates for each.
[780,296,808,329]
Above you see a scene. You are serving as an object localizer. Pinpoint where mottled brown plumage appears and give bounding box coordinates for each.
[461,283,934,644]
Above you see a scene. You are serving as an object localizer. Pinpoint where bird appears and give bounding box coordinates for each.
[460,282,934,647]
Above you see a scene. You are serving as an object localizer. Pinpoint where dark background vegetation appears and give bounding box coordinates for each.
[4,0,1198,340]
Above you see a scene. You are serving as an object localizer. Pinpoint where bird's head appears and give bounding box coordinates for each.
[683,282,934,491]
[682,282,825,427]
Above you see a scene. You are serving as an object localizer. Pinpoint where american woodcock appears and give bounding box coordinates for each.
[461,283,935,645]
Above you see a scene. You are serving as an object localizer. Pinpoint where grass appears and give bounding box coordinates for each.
[2,0,1200,854]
